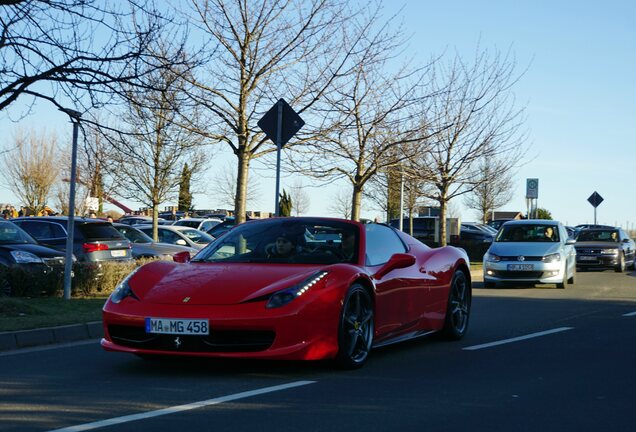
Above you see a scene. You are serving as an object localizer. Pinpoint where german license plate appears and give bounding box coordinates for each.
[111,250,127,257]
[145,318,209,335]
[579,256,597,261]
[507,264,534,271]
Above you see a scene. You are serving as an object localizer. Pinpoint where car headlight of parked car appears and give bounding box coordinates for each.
[600,249,619,255]
[542,253,561,263]
[266,271,328,309]
[10,251,43,264]
[484,252,501,263]
[110,268,140,304]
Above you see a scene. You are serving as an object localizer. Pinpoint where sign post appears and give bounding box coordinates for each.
[526,178,539,218]
[257,99,305,216]
[587,191,604,225]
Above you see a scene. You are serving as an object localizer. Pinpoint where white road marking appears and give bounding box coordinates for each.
[463,327,574,351]
[0,339,98,357]
[623,311,636,317]
[48,380,316,432]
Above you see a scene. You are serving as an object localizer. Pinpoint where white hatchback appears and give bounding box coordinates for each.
[483,220,577,288]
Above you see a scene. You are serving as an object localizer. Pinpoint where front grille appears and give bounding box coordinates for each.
[576,249,602,255]
[491,271,544,279]
[499,256,543,261]
[108,325,275,353]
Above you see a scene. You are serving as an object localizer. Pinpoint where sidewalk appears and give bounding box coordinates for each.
[1,269,484,353]
[0,321,103,352]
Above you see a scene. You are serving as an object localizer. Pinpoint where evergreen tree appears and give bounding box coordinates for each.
[279,190,293,217]
[178,163,193,212]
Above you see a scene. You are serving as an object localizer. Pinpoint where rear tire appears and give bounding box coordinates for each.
[335,284,374,369]
[439,271,471,340]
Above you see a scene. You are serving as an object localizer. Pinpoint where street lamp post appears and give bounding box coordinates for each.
[60,108,81,300]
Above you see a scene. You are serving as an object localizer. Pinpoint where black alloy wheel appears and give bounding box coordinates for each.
[335,284,374,369]
[439,270,471,340]
[0,278,11,297]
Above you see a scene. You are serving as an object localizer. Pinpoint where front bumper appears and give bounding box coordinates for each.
[575,254,620,268]
[483,260,564,284]
[101,291,342,361]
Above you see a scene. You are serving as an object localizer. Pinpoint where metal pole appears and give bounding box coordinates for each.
[274,100,283,217]
[62,113,80,300]
[594,207,597,225]
[399,168,404,231]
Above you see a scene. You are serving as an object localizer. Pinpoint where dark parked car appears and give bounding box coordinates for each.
[118,216,170,226]
[113,224,197,260]
[575,227,635,272]
[389,217,437,245]
[454,222,495,260]
[0,220,68,296]
[487,219,513,230]
[11,217,133,265]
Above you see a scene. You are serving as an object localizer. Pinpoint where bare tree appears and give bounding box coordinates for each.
[109,64,206,240]
[329,187,352,219]
[463,155,515,223]
[1,130,60,214]
[0,1,186,115]
[213,165,260,210]
[182,0,374,224]
[412,48,527,246]
[289,180,310,216]
[288,6,433,221]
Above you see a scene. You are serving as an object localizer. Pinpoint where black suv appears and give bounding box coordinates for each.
[11,217,133,264]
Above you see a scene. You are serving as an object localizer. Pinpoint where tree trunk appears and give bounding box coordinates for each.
[152,201,159,242]
[351,184,363,221]
[234,149,250,224]
[438,196,447,247]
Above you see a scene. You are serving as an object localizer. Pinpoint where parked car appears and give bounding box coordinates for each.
[389,217,437,245]
[487,219,513,230]
[117,216,169,226]
[483,220,577,288]
[204,217,239,239]
[0,220,69,296]
[574,227,635,272]
[172,217,223,232]
[102,217,472,369]
[454,222,495,261]
[11,217,133,266]
[113,224,198,260]
[136,225,213,250]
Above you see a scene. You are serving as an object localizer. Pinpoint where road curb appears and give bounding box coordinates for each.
[0,321,103,352]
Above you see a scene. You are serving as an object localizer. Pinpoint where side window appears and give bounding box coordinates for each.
[159,230,180,244]
[48,223,67,238]
[365,224,407,266]
[17,221,52,240]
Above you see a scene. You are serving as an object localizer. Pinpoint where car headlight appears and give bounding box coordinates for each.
[600,249,619,255]
[542,253,561,263]
[110,268,140,304]
[485,252,501,263]
[266,271,328,309]
[10,251,43,264]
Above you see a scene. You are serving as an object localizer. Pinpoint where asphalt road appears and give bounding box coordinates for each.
[1,269,635,432]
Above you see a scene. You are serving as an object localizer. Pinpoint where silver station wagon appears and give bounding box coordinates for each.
[482,220,577,288]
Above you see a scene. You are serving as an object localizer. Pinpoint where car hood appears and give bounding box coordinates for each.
[574,241,621,249]
[0,243,66,258]
[489,242,562,257]
[129,261,327,305]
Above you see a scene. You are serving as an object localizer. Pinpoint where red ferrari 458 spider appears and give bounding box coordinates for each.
[102,217,471,368]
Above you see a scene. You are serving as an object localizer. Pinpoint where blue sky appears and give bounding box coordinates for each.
[1,1,634,229]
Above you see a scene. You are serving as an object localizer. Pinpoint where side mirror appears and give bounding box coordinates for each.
[373,253,416,280]
[566,239,576,245]
[622,238,630,243]
[176,239,188,246]
[173,251,191,263]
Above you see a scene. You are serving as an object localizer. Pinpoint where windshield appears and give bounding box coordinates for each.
[0,222,38,245]
[193,219,359,264]
[496,224,560,242]
[179,228,213,244]
[577,230,619,242]
[115,226,152,244]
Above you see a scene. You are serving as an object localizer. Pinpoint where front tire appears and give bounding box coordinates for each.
[615,254,625,273]
[335,284,374,369]
[439,270,471,340]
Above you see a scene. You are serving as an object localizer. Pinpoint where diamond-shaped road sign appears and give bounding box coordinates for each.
[257,98,305,147]
[587,191,604,208]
